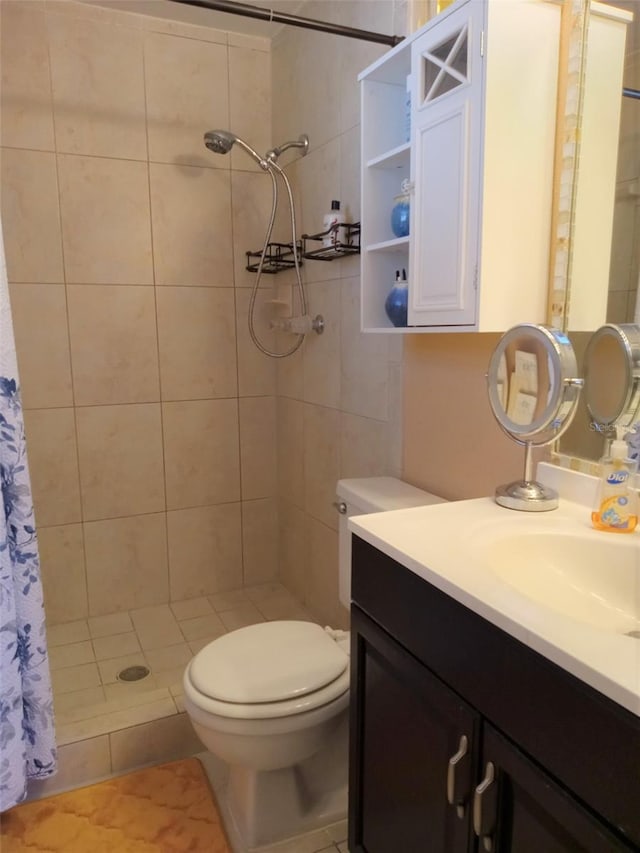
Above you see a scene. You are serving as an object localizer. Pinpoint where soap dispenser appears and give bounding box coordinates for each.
[591,426,639,533]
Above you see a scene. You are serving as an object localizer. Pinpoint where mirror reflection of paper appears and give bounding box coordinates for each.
[515,350,538,394]
[511,392,537,425]
[506,371,520,420]
[496,380,506,410]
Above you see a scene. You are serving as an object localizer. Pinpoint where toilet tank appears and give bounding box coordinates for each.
[336,477,447,609]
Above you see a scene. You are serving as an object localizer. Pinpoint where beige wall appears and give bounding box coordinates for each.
[402,334,527,501]
[271,0,407,628]
[1,0,278,624]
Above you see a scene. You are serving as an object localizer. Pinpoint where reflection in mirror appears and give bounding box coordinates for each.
[584,324,640,428]
[558,0,640,463]
[487,325,582,511]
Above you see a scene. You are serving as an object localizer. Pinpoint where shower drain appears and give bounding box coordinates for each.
[117,665,151,682]
[624,630,640,639]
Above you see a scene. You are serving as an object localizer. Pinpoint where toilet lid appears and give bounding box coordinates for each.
[190,621,348,704]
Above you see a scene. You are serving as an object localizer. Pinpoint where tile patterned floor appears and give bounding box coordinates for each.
[48,583,314,745]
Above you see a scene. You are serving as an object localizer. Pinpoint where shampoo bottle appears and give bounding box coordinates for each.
[322,200,345,248]
[591,427,639,533]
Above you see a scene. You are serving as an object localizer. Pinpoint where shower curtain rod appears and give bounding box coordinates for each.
[169,0,404,46]
[623,87,640,100]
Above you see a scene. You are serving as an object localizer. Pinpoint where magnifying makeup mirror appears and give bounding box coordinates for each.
[583,324,640,434]
[487,324,583,511]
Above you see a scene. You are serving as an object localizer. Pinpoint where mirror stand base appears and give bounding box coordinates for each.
[495,480,559,512]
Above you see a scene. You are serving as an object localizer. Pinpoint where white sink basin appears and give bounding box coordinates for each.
[475,530,640,636]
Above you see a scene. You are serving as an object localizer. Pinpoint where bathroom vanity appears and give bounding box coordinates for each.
[347,501,640,852]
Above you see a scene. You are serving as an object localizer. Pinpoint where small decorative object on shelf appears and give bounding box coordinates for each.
[245,241,303,274]
[390,179,410,238]
[302,222,361,261]
[385,269,408,327]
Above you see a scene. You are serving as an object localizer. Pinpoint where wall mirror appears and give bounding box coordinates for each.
[558,0,639,463]
[487,325,582,510]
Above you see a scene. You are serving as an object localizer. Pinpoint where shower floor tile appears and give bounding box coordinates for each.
[49,583,315,742]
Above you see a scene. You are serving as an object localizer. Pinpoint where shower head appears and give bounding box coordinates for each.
[204,130,268,169]
[204,129,235,155]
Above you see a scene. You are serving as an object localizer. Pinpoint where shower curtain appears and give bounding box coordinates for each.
[0,220,57,811]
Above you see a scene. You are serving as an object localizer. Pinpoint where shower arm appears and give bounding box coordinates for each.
[266,135,309,164]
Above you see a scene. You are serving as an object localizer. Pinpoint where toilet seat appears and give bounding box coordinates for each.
[185,621,350,720]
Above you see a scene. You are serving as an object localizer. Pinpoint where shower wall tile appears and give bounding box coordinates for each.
[276,338,304,400]
[58,154,153,285]
[167,503,243,600]
[241,497,278,586]
[138,13,227,45]
[339,412,391,479]
[144,33,229,168]
[303,280,341,408]
[8,283,73,410]
[47,13,146,160]
[277,396,305,508]
[340,276,389,421]
[340,124,361,224]
[278,499,307,603]
[67,285,160,406]
[23,408,82,527]
[305,515,341,628]
[0,0,55,150]
[156,286,237,401]
[162,399,240,510]
[0,148,64,283]
[239,396,277,500]
[38,523,87,624]
[76,403,165,520]
[231,170,276,287]
[228,45,271,173]
[149,163,233,286]
[84,513,169,616]
[235,289,277,396]
[303,403,340,531]
[281,26,341,153]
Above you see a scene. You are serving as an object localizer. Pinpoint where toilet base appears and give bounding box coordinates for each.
[226,712,348,849]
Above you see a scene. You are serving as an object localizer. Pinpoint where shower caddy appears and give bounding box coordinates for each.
[245,222,360,273]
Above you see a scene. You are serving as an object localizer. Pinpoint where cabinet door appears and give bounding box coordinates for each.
[474,725,635,853]
[409,0,484,328]
[349,606,479,853]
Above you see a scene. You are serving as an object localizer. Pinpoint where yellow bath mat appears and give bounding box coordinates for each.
[0,757,231,852]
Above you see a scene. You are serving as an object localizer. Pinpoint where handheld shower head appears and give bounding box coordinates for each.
[204,130,268,169]
[204,129,235,155]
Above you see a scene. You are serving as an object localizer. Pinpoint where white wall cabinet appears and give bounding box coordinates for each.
[359,0,561,333]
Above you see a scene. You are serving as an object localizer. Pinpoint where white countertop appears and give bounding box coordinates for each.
[349,497,640,717]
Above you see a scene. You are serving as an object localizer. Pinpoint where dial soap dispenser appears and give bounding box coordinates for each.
[591,426,639,533]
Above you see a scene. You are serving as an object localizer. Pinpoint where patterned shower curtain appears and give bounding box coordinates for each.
[0,220,57,811]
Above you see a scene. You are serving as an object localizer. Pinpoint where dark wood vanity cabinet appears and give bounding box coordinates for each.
[348,537,640,853]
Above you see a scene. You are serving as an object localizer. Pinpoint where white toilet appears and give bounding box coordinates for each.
[183,477,445,848]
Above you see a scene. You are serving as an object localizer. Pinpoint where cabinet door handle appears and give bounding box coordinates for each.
[446,734,469,818]
[473,761,497,852]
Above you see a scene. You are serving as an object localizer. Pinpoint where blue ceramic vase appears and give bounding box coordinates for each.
[390,196,410,238]
[385,282,408,327]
